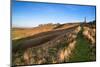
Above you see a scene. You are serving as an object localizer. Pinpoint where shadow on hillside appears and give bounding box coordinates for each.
[12,25,79,52]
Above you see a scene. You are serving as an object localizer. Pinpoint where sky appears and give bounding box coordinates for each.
[12,0,96,27]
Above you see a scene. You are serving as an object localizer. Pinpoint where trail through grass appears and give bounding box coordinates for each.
[69,27,95,62]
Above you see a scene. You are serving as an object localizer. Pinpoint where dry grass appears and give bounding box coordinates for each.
[12,24,79,40]
[83,26,96,44]
[12,23,96,66]
[12,25,81,65]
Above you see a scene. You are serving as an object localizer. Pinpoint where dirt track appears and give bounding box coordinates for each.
[13,25,79,52]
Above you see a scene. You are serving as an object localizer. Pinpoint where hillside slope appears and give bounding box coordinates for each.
[12,23,96,66]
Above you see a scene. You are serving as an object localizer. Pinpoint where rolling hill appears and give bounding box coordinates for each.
[12,22,96,66]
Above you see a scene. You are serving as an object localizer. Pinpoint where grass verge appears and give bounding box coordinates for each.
[69,27,96,62]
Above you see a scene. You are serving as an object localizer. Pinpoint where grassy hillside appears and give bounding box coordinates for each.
[69,27,96,62]
[12,23,79,40]
[12,23,96,66]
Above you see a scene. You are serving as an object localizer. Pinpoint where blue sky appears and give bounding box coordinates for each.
[12,1,96,27]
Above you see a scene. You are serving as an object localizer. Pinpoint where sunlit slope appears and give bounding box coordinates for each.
[12,23,96,66]
[12,23,79,40]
